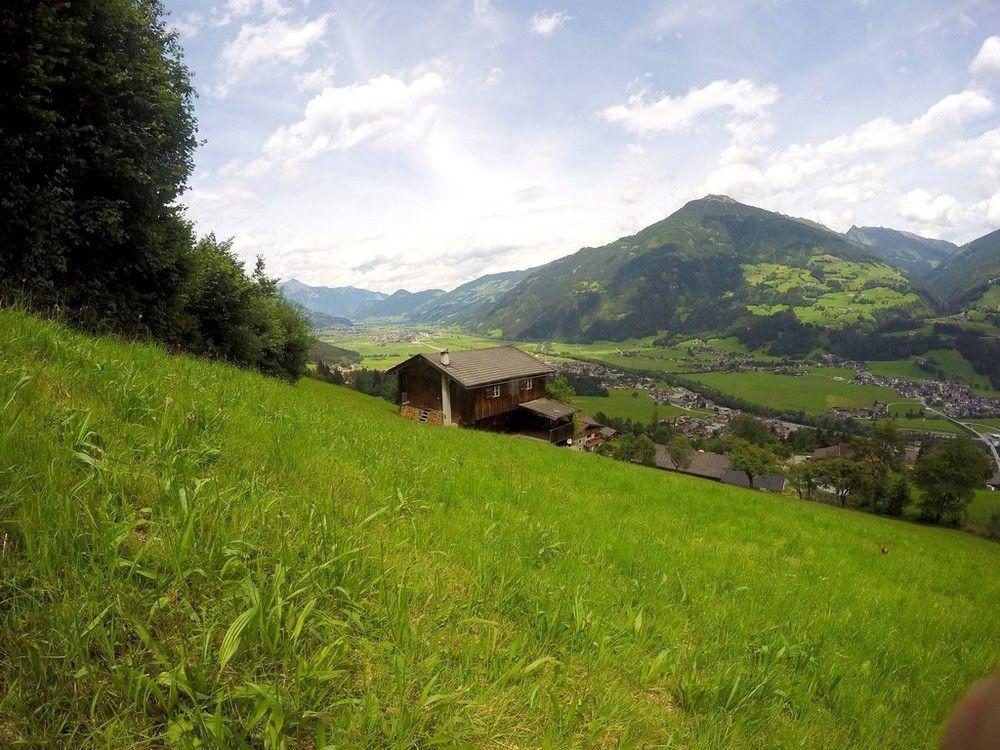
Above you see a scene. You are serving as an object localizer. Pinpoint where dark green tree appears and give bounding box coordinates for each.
[0,0,197,337]
[729,438,780,488]
[666,434,693,470]
[817,458,861,507]
[787,461,820,501]
[913,437,993,525]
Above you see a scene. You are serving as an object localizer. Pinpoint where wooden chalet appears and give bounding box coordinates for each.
[387,347,577,444]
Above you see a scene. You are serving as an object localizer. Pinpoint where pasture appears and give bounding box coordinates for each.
[2,310,997,748]
[686,367,899,416]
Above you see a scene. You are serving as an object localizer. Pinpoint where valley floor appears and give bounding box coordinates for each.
[2,310,999,748]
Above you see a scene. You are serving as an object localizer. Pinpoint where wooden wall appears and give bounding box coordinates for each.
[398,359,443,412]
[398,359,548,427]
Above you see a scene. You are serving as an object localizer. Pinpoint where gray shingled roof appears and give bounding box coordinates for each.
[519,397,578,420]
[388,346,554,388]
[654,445,731,479]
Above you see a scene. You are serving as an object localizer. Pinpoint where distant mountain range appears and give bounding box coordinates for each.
[283,196,998,339]
[844,226,956,277]
[278,279,386,320]
[282,268,531,329]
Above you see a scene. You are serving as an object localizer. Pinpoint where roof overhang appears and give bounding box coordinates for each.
[519,397,578,421]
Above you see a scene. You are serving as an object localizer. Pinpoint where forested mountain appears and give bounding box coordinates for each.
[477,195,932,341]
[926,228,1000,309]
[278,279,385,319]
[409,269,531,323]
[353,288,445,321]
[845,226,956,277]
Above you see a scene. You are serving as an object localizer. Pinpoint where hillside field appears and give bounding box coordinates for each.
[576,388,711,423]
[1,310,998,748]
[685,367,900,416]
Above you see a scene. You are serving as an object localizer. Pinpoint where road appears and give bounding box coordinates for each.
[921,402,1000,479]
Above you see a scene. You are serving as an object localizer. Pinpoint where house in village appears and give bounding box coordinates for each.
[387,347,577,444]
[577,415,618,451]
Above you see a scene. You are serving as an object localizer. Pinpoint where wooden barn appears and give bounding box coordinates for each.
[387,347,577,443]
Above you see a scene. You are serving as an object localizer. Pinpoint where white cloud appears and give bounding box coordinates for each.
[936,127,1000,183]
[703,89,993,205]
[296,65,336,93]
[261,72,446,164]
[167,11,204,38]
[600,79,778,136]
[897,189,961,227]
[218,15,330,96]
[529,11,570,36]
[970,36,1000,82]
[218,0,292,24]
[485,66,504,86]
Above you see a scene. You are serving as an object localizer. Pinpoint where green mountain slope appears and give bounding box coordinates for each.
[927,228,1000,309]
[354,288,445,321]
[479,196,931,341]
[409,268,532,324]
[845,226,956,277]
[2,310,997,747]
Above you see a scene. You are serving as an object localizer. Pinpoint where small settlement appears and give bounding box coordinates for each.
[387,346,1000,494]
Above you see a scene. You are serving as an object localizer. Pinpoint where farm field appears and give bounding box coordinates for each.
[685,367,900,416]
[2,310,999,748]
[576,388,710,423]
[320,328,508,369]
[967,490,1000,537]
[867,348,999,395]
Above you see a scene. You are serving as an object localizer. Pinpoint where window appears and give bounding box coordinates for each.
[488,384,501,398]
[520,378,533,390]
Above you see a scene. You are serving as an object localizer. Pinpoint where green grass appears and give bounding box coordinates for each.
[2,310,999,748]
[967,490,1000,537]
[686,367,899,416]
[321,328,507,369]
[576,388,710,423]
[867,349,999,395]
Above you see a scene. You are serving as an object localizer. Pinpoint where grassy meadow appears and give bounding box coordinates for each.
[867,349,999,395]
[319,328,506,369]
[686,367,900,416]
[576,388,710,423]
[2,310,999,748]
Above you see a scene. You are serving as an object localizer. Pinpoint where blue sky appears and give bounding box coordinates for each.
[165,0,1000,292]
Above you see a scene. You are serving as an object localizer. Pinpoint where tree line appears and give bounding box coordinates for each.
[0,1,310,380]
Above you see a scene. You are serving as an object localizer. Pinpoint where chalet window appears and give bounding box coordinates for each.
[520,378,533,390]
[488,384,501,398]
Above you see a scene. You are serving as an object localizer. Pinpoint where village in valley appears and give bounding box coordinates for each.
[316,325,1000,514]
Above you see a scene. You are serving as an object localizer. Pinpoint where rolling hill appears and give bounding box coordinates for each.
[2,309,998,747]
[845,226,956,277]
[479,196,932,341]
[927,228,1000,309]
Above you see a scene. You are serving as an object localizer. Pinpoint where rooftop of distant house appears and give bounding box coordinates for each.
[388,346,554,388]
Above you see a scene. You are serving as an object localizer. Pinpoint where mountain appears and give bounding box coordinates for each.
[354,288,446,321]
[478,195,932,341]
[926,228,1000,310]
[844,226,956,277]
[278,279,385,319]
[408,269,532,324]
[300,308,354,331]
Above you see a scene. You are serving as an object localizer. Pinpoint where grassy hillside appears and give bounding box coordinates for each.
[927,228,1000,308]
[1,310,998,748]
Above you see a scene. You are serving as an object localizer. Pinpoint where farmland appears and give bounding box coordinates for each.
[685,367,900,416]
[2,310,998,748]
[867,349,999,396]
[576,388,710,423]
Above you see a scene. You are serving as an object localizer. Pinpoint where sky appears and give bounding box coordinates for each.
[165,0,1000,293]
